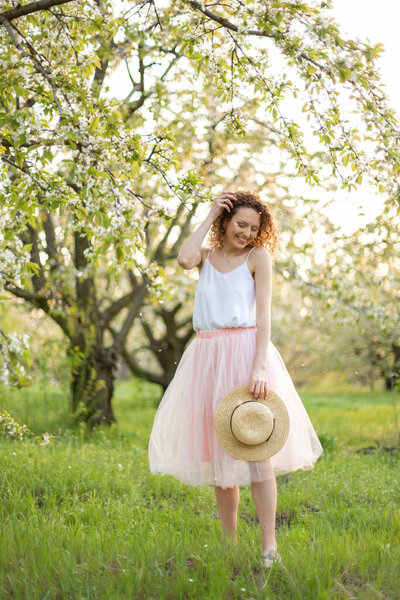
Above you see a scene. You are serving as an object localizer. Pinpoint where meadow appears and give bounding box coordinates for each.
[1,379,399,599]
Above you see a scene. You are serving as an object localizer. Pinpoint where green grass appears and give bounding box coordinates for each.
[1,380,400,599]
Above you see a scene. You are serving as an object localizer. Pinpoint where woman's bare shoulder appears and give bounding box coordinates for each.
[248,246,272,276]
[251,246,272,262]
[252,245,271,256]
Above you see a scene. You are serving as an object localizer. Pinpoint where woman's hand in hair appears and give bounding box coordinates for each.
[208,191,236,222]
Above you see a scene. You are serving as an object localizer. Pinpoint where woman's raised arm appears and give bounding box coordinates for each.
[177,192,235,269]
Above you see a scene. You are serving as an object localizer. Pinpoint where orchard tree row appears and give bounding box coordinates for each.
[1,0,399,424]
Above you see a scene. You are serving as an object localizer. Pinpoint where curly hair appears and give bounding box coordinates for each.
[208,190,278,255]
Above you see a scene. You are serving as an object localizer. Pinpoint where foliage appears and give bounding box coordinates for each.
[280,202,400,389]
[0,299,69,384]
[0,0,399,418]
[0,325,31,386]
[1,381,399,598]
[0,408,32,439]
[0,408,53,444]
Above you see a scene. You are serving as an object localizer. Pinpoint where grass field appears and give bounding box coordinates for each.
[1,379,399,599]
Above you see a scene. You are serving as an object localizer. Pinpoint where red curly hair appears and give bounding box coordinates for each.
[208,190,278,255]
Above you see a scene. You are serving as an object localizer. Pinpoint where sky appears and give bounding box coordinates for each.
[323,1,400,232]
[298,0,400,234]
[331,0,400,114]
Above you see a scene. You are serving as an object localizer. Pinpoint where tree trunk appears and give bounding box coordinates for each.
[384,344,400,392]
[384,375,400,392]
[385,376,395,391]
[70,345,118,427]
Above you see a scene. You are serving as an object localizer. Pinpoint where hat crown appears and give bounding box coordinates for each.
[214,386,290,461]
[231,401,274,446]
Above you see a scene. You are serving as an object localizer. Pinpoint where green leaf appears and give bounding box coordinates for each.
[28,262,40,275]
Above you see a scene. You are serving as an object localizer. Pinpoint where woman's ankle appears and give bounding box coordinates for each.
[262,540,277,551]
[221,530,238,546]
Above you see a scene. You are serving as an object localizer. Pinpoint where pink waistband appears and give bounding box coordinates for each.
[196,326,257,339]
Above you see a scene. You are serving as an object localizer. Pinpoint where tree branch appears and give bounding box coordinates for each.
[0,0,76,22]
[119,345,165,387]
[113,283,149,351]
[187,0,326,71]
[126,43,181,113]
[4,281,72,338]
[0,19,63,112]
[179,326,195,347]
[42,210,60,270]
[176,315,193,330]
[101,290,136,328]
[27,224,46,293]
[139,314,161,351]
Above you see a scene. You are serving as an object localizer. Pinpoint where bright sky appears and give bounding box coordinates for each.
[331,0,400,114]
[323,1,400,233]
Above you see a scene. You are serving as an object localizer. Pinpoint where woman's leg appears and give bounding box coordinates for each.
[214,485,240,544]
[250,468,277,551]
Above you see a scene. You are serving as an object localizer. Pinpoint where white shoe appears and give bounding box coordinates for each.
[261,547,282,568]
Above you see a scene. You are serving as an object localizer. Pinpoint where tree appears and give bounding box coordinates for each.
[276,200,400,390]
[121,302,194,393]
[1,0,399,424]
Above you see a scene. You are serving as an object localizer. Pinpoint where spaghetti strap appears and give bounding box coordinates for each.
[207,248,211,260]
[245,246,256,263]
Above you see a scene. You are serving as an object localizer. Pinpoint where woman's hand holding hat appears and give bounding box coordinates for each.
[249,365,268,400]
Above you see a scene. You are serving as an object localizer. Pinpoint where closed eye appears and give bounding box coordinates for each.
[238,222,258,231]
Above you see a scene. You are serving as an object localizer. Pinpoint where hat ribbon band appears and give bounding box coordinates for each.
[230,401,276,445]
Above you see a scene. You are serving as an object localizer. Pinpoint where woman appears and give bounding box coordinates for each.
[148,190,323,567]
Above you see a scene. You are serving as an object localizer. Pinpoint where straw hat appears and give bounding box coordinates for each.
[214,386,290,461]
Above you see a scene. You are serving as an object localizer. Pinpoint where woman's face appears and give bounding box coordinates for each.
[223,206,261,249]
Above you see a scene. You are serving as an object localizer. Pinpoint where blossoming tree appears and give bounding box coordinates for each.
[1,0,399,424]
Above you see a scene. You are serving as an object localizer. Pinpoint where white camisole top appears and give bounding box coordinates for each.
[192,247,257,331]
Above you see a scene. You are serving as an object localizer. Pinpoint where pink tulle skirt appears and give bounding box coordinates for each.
[148,326,323,489]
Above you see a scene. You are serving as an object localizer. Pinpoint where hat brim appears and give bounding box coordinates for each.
[214,386,290,461]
